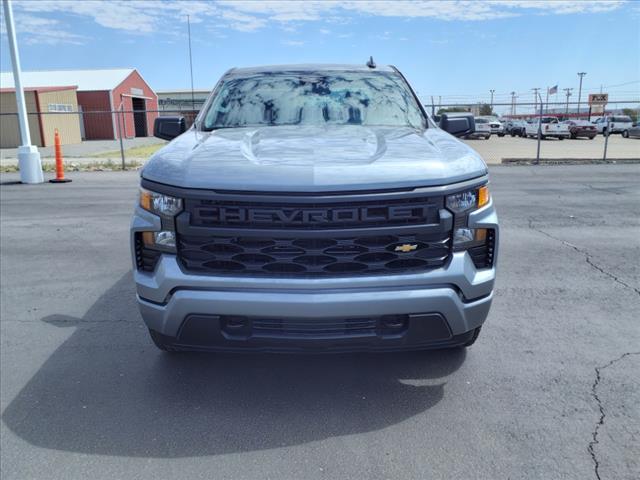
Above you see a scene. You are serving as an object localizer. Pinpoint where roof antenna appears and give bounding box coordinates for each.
[366,56,376,69]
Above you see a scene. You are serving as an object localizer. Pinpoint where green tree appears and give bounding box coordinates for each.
[479,103,494,116]
[437,107,469,115]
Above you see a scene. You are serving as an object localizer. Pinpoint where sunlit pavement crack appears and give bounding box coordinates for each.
[587,352,640,480]
[528,218,640,296]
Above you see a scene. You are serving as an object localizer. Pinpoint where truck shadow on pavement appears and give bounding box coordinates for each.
[2,273,466,458]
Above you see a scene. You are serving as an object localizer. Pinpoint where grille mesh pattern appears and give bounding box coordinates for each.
[251,317,379,337]
[178,233,450,277]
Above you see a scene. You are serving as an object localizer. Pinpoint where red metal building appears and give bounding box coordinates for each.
[1,68,158,140]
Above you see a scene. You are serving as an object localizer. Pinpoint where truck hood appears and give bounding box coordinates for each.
[142,125,487,192]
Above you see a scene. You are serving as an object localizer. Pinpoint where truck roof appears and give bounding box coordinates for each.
[226,64,397,76]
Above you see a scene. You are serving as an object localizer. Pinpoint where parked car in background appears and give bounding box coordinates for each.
[562,120,597,139]
[466,117,491,139]
[622,123,640,138]
[504,119,526,137]
[524,116,570,140]
[477,117,505,137]
[593,115,634,135]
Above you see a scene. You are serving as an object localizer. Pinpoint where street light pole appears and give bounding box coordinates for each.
[489,89,495,112]
[577,72,587,120]
[510,91,516,115]
[187,15,195,111]
[2,0,43,184]
[532,88,540,116]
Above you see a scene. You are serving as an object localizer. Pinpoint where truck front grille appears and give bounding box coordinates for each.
[175,190,452,277]
[178,232,450,277]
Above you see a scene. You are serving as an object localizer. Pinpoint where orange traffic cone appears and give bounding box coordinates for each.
[49,129,71,183]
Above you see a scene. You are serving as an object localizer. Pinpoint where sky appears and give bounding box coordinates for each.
[1,0,639,114]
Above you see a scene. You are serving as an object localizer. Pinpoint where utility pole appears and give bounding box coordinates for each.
[535,91,544,164]
[577,72,586,120]
[563,88,573,115]
[510,91,517,115]
[187,15,195,111]
[489,89,495,112]
[532,88,540,116]
[3,0,43,184]
[545,87,549,115]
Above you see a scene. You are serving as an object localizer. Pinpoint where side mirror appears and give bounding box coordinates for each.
[154,116,186,141]
[439,113,475,138]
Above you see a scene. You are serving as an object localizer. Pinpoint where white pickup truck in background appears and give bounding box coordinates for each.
[524,116,570,140]
[593,115,634,135]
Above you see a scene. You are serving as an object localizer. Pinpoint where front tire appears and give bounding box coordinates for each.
[623,130,629,138]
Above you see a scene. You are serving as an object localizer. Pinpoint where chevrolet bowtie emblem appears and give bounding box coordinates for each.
[395,244,418,253]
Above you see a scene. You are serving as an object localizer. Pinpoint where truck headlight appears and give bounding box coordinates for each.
[139,188,183,217]
[446,185,489,213]
[141,230,176,250]
[136,188,182,262]
[447,185,492,250]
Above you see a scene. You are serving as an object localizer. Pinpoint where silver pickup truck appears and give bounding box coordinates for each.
[131,63,499,353]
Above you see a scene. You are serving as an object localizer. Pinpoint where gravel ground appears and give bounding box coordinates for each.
[1,166,638,480]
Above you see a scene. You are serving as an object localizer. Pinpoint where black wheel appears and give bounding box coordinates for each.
[149,329,180,352]
[622,130,629,138]
[540,134,546,140]
[510,131,516,137]
[498,133,505,137]
[589,136,595,140]
[570,133,576,139]
[485,135,491,140]
[462,326,482,347]
[558,137,564,141]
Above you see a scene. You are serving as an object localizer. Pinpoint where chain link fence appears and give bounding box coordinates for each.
[429,100,640,165]
[1,102,638,172]
[0,108,194,171]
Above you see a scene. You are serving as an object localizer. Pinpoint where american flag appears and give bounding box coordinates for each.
[548,85,558,95]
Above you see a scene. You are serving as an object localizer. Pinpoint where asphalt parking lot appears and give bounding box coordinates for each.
[1,166,639,480]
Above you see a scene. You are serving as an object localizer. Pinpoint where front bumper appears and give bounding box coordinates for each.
[131,197,498,351]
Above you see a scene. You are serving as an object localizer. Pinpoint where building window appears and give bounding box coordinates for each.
[48,104,74,112]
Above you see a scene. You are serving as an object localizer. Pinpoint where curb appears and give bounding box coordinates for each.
[501,158,640,165]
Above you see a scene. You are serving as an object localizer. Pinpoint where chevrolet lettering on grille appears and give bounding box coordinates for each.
[198,205,436,227]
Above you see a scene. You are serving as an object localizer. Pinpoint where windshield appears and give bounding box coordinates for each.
[475,118,488,124]
[611,116,632,122]
[202,71,425,130]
